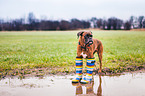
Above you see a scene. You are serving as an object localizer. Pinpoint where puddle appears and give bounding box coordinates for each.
[0,72,145,96]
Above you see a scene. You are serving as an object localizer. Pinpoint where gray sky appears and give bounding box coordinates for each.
[0,0,145,21]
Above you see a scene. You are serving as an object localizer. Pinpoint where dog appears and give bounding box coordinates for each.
[77,30,103,73]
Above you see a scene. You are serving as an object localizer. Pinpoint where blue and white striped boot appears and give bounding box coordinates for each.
[72,57,83,83]
[80,58,95,84]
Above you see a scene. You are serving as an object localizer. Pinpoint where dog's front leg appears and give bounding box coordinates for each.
[86,46,94,59]
[77,44,83,58]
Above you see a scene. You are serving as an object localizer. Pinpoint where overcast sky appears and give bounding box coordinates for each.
[0,0,145,21]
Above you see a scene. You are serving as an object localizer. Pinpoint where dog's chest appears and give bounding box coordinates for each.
[80,52,87,58]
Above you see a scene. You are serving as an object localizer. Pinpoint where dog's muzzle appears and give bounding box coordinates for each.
[85,37,93,45]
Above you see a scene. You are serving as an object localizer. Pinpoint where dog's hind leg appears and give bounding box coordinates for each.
[97,42,103,73]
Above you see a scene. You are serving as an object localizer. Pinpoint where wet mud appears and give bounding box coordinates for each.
[0,71,145,96]
[1,65,145,79]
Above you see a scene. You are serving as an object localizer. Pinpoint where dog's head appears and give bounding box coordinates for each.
[77,31,93,45]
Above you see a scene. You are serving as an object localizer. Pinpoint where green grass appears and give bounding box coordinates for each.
[0,30,145,73]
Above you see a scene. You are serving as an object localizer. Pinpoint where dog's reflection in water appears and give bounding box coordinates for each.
[72,75,102,96]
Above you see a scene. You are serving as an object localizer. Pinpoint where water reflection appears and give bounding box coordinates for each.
[72,75,102,96]
[97,75,102,96]
[1,72,145,96]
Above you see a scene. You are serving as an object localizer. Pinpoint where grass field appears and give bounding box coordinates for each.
[0,30,145,76]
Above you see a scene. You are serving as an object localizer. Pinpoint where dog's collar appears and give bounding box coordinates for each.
[78,41,93,51]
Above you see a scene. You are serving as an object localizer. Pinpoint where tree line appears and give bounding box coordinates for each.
[0,13,145,31]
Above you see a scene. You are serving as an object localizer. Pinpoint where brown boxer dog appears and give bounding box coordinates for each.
[77,31,103,73]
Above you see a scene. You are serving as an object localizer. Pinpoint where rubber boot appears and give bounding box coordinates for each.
[72,57,83,83]
[80,58,95,84]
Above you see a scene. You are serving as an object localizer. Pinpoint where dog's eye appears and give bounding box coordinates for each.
[90,35,93,37]
[85,34,92,38]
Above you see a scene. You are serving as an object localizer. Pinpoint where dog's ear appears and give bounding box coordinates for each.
[77,31,84,38]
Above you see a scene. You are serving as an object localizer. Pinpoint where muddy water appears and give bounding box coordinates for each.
[0,72,145,96]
